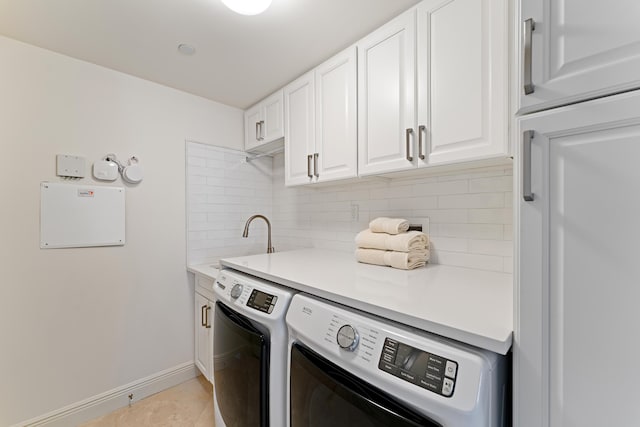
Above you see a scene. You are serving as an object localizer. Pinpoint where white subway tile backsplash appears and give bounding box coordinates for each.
[412,180,469,196]
[469,176,513,193]
[438,193,505,209]
[434,223,504,240]
[468,239,513,257]
[187,142,273,265]
[503,257,514,273]
[468,208,513,224]
[430,237,468,253]
[187,145,514,272]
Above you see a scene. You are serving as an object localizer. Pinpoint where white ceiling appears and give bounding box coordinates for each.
[0,0,420,109]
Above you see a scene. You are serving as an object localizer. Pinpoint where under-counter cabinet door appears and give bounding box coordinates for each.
[516,91,640,427]
[517,0,640,113]
[194,292,212,381]
[315,46,358,182]
[417,0,507,166]
[244,105,262,151]
[358,9,416,176]
[284,71,316,186]
[261,90,284,143]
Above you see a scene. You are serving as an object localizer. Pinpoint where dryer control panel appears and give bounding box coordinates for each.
[379,337,458,397]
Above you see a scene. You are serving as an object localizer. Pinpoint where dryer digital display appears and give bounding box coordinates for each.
[379,338,458,397]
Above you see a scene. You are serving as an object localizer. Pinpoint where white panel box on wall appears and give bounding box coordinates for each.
[40,182,125,249]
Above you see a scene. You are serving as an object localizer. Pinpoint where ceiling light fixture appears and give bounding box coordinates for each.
[221,0,272,16]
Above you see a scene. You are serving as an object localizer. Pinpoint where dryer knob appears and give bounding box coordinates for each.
[230,284,243,299]
[337,324,359,351]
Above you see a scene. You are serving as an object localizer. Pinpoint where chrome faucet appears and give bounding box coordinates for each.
[242,214,275,254]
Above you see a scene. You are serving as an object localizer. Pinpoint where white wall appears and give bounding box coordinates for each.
[0,35,242,426]
[186,142,273,265]
[271,154,513,273]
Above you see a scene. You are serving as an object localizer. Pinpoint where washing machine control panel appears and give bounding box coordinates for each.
[379,338,458,397]
[246,289,278,314]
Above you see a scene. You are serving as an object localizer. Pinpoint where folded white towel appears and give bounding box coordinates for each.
[369,217,410,235]
[355,229,429,252]
[355,248,430,270]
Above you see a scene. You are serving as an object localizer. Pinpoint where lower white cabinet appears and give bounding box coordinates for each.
[516,90,640,427]
[194,275,214,382]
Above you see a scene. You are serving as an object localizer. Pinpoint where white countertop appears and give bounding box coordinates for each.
[187,263,220,278]
[216,249,513,355]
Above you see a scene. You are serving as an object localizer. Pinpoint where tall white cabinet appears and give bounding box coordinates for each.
[515,1,640,426]
[517,0,640,114]
[516,91,640,427]
[358,0,508,176]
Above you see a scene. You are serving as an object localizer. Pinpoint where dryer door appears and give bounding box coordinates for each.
[214,301,270,427]
[290,343,441,427]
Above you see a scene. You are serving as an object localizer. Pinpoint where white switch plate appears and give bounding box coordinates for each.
[56,154,85,178]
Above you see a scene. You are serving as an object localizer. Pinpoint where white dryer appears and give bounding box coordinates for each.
[286,294,509,427]
[213,269,296,427]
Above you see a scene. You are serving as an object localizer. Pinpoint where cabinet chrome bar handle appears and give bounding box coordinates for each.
[418,125,426,160]
[313,153,319,178]
[255,122,260,141]
[405,128,414,162]
[307,154,313,178]
[523,18,535,95]
[205,306,211,329]
[523,130,534,201]
[201,305,207,327]
[259,120,265,140]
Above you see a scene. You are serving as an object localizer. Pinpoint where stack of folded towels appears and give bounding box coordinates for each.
[355,217,430,270]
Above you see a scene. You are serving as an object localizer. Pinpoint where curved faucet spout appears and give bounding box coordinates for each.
[242,214,275,254]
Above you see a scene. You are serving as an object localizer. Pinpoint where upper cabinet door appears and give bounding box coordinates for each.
[244,89,284,152]
[358,10,416,176]
[518,0,640,114]
[284,72,315,186]
[261,90,284,142]
[244,105,262,151]
[315,46,358,182]
[418,0,507,166]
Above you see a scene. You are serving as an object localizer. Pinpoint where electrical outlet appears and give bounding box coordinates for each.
[350,203,359,221]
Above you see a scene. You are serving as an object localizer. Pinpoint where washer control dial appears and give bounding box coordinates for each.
[230,283,243,299]
[337,324,359,351]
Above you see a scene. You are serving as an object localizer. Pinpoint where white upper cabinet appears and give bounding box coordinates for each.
[517,0,640,114]
[284,72,315,186]
[315,47,358,182]
[419,0,507,166]
[358,11,416,176]
[285,47,358,186]
[358,0,508,176]
[244,89,284,152]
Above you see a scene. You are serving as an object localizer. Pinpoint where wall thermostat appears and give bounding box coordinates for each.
[93,160,119,181]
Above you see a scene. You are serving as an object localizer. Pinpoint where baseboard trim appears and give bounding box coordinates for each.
[15,362,198,427]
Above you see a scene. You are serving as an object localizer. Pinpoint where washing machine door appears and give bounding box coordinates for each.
[290,344,441,427]
[214,301,270,427]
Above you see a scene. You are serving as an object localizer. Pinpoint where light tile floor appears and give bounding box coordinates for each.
[80,376,215,427]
